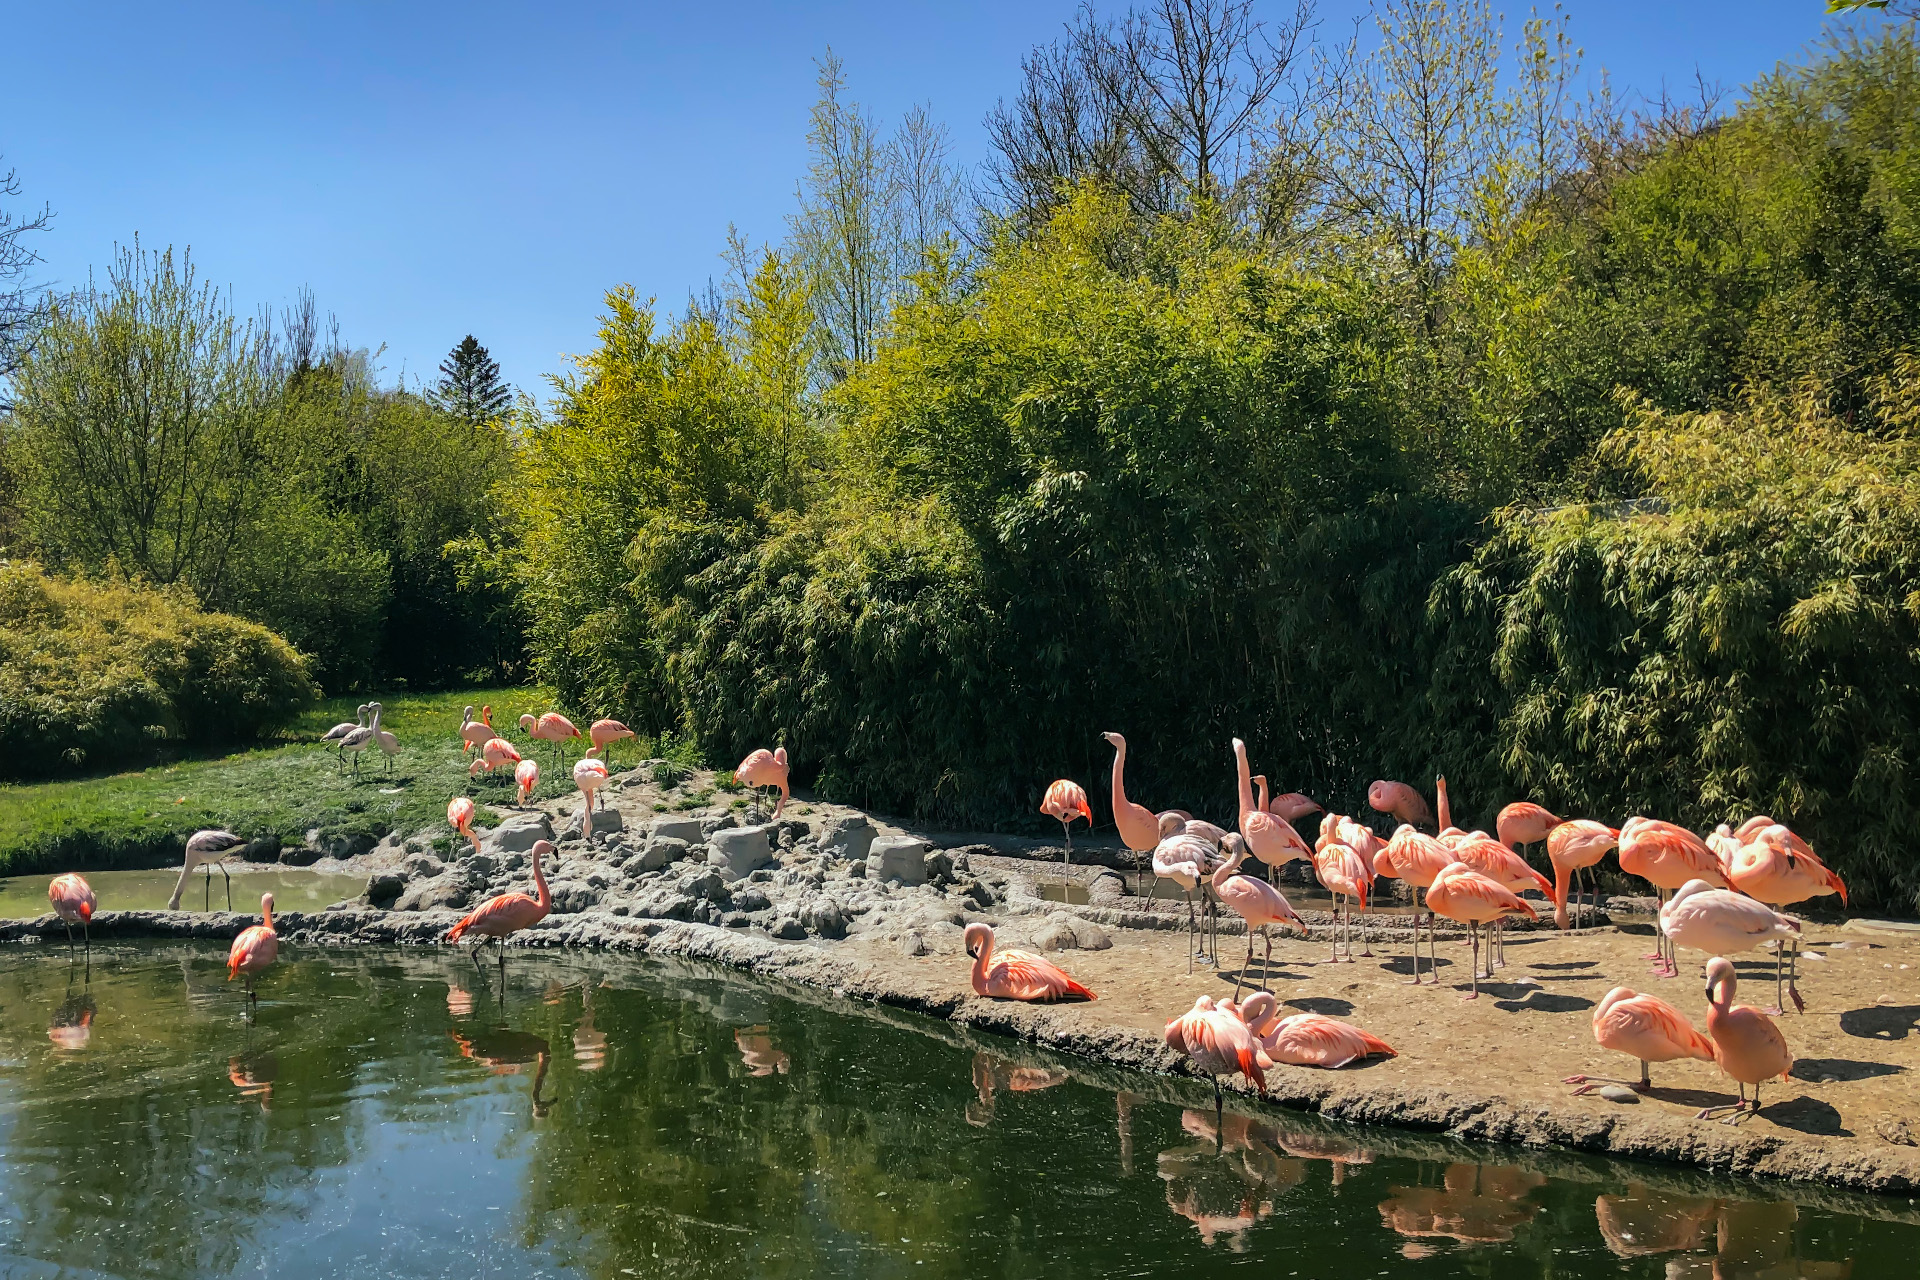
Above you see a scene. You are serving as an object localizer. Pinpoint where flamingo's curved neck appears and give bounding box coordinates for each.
[1233,741,1254,825]
[1211,847,1246,892]
[1110,737,1131,812]
[1255,776,1270,812]
[532,845,552,910]
[368,705,383,732]
[263,899,274,929]
[1436,776,1451,833]
[971,934,992,984]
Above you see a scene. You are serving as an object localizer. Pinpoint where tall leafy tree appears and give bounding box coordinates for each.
[0,157,53,406]
[432,335,512,424]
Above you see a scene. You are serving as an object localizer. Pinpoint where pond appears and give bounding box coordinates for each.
[0,867,370,920]
[0,941,1910,1278]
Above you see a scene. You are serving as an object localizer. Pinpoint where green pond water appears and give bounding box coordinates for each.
[0,942,1911,1279]
[0,867,370,920]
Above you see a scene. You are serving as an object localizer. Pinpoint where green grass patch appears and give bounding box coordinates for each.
[0,685,668,878]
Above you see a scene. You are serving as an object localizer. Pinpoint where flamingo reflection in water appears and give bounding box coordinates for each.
[573,982,608,1071]
[1597,1190,1854,1279]
[1377,1163,1546,1259]
[229,1050,278,1110]
[48,989,96,1051]
[1158,1110,1306,1250]
[734,1025,791,1079]
[964,1051,1067,1126]
[450,1028,555,1118]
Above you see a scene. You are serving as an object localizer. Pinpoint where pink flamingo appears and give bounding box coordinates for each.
[736,747,791,820]
[1368,780,1433,829]
[1269,791,1323,823]
[1547,820,1619,929]
[1727,824,1847,1012]
[1496,802,1560,858]
[589,717,635,767]
[227,893,279,1005]
[459,704,496,757]
[1453,835,1552,967]
[1213,833,1305,996]
[1238,992,1397,1068]
[1425,861,1538,999]
[469,736,523,778]
[48,873,97,957]
[574,754,611,842]
[520,712,582,767]
[1620,817,1729,974]
[1103,732,1163,898]
[446,838,556,974]
[1313,840,1371,963]
[1435,775,1457,837]
[1154,814,1222,970]
[448,796,482,855]
[1165,995,1266,1100]
[1658,880,1800,995]
[1040,779,1093,878]
[1565,986,1714,1094]
[1376,824,1454,984]
[1696,956,1793,1123]
[1232,738,1310,875]
[514,758,540,807]
[963,923,1095,1001]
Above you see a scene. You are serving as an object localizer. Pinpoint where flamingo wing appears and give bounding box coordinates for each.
[989,947,1095,1001]
[446,892,542,943]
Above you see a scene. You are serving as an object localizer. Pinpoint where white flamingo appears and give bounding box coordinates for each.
[169,829,250,911]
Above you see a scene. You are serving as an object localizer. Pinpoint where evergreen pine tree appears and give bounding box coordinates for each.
[432,335,512,423]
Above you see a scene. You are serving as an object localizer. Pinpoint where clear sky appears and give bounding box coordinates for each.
[1,1,1886,398]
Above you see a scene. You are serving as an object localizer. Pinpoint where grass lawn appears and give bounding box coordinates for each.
[0,686,674,877]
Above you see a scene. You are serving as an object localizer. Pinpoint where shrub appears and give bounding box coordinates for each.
[0,562,315,776]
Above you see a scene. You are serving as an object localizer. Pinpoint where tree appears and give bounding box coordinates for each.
[0,158,53,404]
[432,335,512,424]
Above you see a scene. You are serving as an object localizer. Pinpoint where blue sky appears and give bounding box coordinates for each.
[1,1,1883,397]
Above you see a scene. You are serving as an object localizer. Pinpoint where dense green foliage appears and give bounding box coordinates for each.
[0,561,315,777]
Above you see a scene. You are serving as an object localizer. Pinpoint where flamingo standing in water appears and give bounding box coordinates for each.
[1564,986,1714,1094]
[521,712,582,767]
[1376,825,1454,984]
[1696,957,1793,1123]
[1727,823,1847,1012]
[1547,820,1619,929]
[1213,833,1305,996]
[48,874,97,956]
[1232,739,1310,877]
[963,923,1095,1001]
[1619,818,1728,976]
[1425,862,1538,999]
[1154,814,1221,971]
[1040,779,1092,879]
[589,718,635,768]
[1369,780,1432,830]
[514,758,540,807]
[574,753,611,842]
[1102,732,1163,898]
[1165,995,1265,1101]
[447,838,557,974]
[736,747,791,820]
[227,894,279,1005]
[459,705,496,757]
[169,829,248,911]
[448,796,482,855]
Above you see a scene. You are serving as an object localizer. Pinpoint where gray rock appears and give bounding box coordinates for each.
[702,813,740,838]
[800,896,848,939]
[923,849,956,886]
[721,911,751,928]
[770,916,807,941]
[545,879,602,914]
[635,835,689,873]
[317,829,381,860]
[709,825,775,880]
[630,888,700,921]
[961,879,997,910]
[733,886,773,913]
[1597,1085,1640,1104]
[899,931,929,957]
[650,816,706,844]
[365,872,406,909]
[819,815,875,862]
[680,867,731,905]
[1033,918,1079,952]
[244,835,282,862]
[867,835,931,885]
[278,844,322,868]
[1034,912,1112,952]
[404,852,445,880]
[394,875,470,912]
[488,810,554,853]
[462,852,498,878]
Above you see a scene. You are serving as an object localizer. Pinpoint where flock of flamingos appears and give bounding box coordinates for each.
[37,710,1847,1128]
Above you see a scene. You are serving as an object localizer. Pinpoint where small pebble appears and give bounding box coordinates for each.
[1598,1085,1640,1104]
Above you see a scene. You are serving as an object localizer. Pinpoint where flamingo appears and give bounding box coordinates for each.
[459,705,496,757]
[372,713,399,774]
[1164,995,1265,1100]
[1727,824,1847,1012]
[1312,840,1371,964]
[227,893,279,1005]
[1154,813,1221,971]
[574,753,611,842]
[448,796,482,855]
[1368,780,1433,829]
[1102,732,1163,898]
[469,736,523,778]
[1495,802,1560,861]
[1232,738,1310,875]
[521,712,582,767]
[48,873,97,957]
[1564,986,1714,1094]
[1040,779,1093,879]
[169,829,248,911]
[1268,791,1323,824]
[1238,992,1397,1068]
[1696,956,1793,1123]
[1425,861,1537,999]
[1453,835,1552,967]
[1659,880,1800,996]
[1377,824,1453,984]
[446,838,556,974]
[338,702,384,774]
[1620,818,1730,975]
[589,718,636,768]
[514,758,540,807]
[963,923,1095,1001]
[1213,833,1305,997]
[736,747,791,820]
[1435,775,1456,836]
[1547,820,1619,929]
[321,704,367,760]
[1328,813,1382,956]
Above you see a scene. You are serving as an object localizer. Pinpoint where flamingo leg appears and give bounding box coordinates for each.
[1185,890,1197,973]
[1359,898,1372,957]
[1461,922,1481,1000]
[1234,930,1252,1000]
[62,921,74,953]
[1787,940,1806,1014]
[204,865,211,912]
[222,862,232,912]
[1262,927,1274,988]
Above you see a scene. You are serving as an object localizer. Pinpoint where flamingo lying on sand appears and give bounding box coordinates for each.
[1727,822,1846,1013]
[448,796,482,855]
[1565,986,1714,1094]
[1238,992,1397,1068]
[964,923,1095,1002]
[227,894,279,1004]
[1165,995,1265,1100]
[1213,833,1305,997]
[1103,733,1163,898]
[1548,820,1619,929]
[169,829,248,911]
[736,747,791,820]
[48,873,96,956]
[1040,779,1093,878]
[1697,956,1793,1123]
[447,838,556,974]
[1425,862,1537,999]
